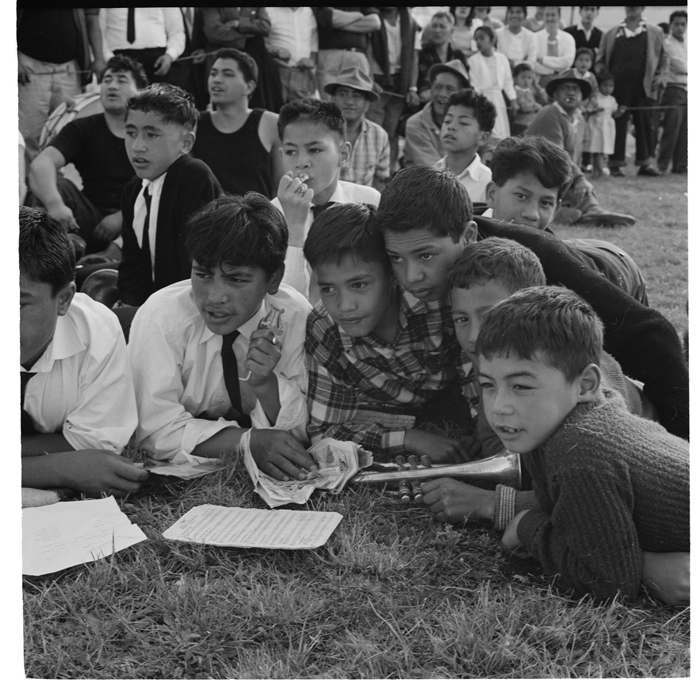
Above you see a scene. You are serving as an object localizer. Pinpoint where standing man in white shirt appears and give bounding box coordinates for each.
[532,6,576,88]
[265,7,319,104]
[100,7,186,85]
[657,10,687,175]
[496,6,538,69]
[20,207,146,498]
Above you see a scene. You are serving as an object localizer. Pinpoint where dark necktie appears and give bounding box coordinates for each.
[21,371,38,436]
[140,187,155,291]
[127,8,136,44]
[221,331,252,428]
[311,201,337,219]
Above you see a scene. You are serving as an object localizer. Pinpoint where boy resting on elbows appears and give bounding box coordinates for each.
[128,194,317,481]
[485,135,648,305]
[422,237,656,522]
[304,203,475,463]
[20,207,147,498]
[272,98,380,301]
[477,286,689,604]
[433,89,496,204]
[117,83,222,310]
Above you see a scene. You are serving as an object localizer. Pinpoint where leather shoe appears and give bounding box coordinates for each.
[80,268,120,308]
[609,168,625,177]
[577,211,636,227]
[638,165,660,177]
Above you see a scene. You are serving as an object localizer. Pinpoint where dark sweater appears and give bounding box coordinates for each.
[517,388,689,601]
[474,216,689,440]
[118,155,222,306]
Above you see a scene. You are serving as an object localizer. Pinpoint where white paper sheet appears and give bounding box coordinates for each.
[22,497,147,576]
[162,504,343,549]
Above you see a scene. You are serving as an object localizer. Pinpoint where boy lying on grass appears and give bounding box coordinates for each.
[477,286,689,604]
[127,194,316,480]
[304,202,474,463]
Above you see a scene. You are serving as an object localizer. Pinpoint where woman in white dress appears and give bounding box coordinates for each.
[467,25,515,140]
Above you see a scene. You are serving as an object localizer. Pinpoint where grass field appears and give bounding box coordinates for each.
[23,172,688,679]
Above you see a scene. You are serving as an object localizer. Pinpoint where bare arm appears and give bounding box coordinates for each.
[332,10,381,33]
[28,147,67,210]
[19,144,27,204]
[85,10,106,75]
[22,432,74,457]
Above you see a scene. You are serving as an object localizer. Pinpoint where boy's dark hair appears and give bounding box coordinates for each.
[669,10,687,23]
[446,88,497,134]
[303,203,389,271]
[126,83,198,130]
[185,194,288,276]
[490,135,573,199]
[19,206,75,295]
[475,285,604,382]
[212,47,259,85]
[574,47,594,63]
[513,62,534,78]
[507,7,528,17]
[474,25,497,44]
[431,11,454,25]
[596,70,614,85]
[100,55,148,89]
[376,166,472,242]
[447,237,545,293]
[277,97,346,142]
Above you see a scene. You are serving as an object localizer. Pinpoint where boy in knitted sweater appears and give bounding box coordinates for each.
[475,286,689,603]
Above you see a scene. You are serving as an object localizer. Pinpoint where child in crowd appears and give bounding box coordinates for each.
[127,194,316,481]
[585,71,624,177]
[511,63,542,136]
[485,135,649,306]
[118,83,222,309]
[272,98,380,301]
[376,165,688,441]
[20,206,147,498]
[571,47,598,169]
[434,89,496,203]
[304,203,474,463]
[467,26,515,140]
[477,286,689,603]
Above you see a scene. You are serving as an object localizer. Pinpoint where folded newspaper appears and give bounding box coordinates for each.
[242,434,373,508]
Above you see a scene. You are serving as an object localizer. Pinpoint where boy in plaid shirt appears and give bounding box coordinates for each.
[303,202,476,463]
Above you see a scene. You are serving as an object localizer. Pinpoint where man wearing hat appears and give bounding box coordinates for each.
[404,59,470,167]
[325,67,390,190]
[527,69,635,227]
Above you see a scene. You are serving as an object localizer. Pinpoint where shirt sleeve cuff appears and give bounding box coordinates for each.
[380,429,407,453]
[179,417,246,464]
[494,484,517,531]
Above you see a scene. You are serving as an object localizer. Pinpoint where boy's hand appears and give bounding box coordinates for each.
[93,211,122,243]
[60,450,149,498]
[244,327,282,386]
[420,478,496,523]
[404,429,471,463]
[642,551,690,607]
[502,509,531,557]
[47,202,80,232]
[277,172,313,247]
[249,428,317,481]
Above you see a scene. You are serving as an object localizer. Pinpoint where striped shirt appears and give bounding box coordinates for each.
[340,118,391,187]
[305,288,466,453]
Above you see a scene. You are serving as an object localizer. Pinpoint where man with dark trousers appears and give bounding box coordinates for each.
[596,6,668,177]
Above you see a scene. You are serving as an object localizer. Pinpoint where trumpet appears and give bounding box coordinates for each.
[350,451,521,501]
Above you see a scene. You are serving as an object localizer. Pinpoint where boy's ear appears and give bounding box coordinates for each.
[338,140,352,169]
[267,265,285,295]
[485,181,497,209]
[181,130,196,155]
[576,363,601,402]
[460,220,478,245]
[56,282,76,317]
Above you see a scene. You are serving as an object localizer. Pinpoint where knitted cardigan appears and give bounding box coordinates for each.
[516,388,689,601]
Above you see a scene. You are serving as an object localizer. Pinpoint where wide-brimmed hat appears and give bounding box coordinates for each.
[428,59,470,89]
[545,69,592,100]
[323,67,379,101]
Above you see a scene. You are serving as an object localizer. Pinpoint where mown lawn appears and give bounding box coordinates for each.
[23,171,688,679]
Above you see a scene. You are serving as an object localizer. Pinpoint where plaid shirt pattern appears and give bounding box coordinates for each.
[305,289,464,453]
[340,118,391,186]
